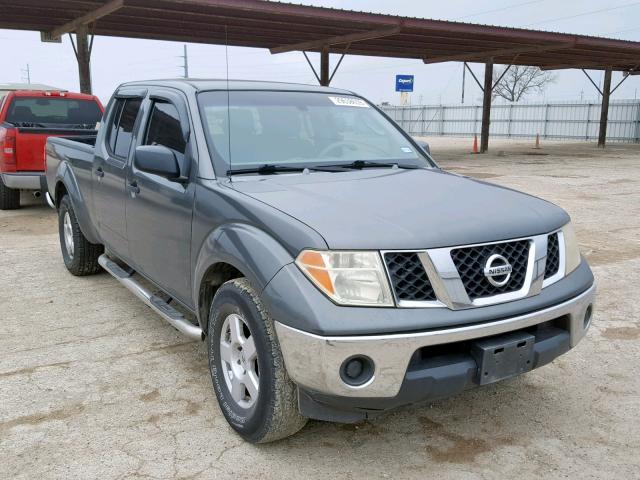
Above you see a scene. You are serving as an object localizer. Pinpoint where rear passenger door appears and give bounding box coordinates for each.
[125,90,195,306]
[93,90,144,260]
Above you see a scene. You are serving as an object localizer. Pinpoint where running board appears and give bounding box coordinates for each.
[98,254,203,340]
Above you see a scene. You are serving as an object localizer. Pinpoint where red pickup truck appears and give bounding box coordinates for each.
[0,89,103,209]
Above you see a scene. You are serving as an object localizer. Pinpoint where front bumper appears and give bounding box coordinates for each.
[275,282,595,401]
[1,172,45,190]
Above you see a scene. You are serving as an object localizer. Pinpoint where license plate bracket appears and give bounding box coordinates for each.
[471,331,535,385]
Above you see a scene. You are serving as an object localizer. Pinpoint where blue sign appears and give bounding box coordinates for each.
[395,74,414,92]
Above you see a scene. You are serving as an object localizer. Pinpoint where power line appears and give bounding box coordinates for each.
[521,1,640,27]
[455,0,546,21]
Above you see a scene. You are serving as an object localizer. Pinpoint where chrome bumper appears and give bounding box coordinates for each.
[1,172,44,190]
[275,283,596,398]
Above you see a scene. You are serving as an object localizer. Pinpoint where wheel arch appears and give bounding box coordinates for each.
[54,164,101,245]
[194,223,296,334]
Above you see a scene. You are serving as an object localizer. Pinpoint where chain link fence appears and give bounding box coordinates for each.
[380,100,640,143]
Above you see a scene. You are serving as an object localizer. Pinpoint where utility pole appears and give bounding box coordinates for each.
[180,44,189,78]
[461,62,466,104]
[21,64,31,84]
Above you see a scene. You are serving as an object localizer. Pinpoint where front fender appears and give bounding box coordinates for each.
[193,222,295,314]
[55,162,101,244]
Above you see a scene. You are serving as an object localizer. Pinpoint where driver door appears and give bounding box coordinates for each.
[125,91,195,306]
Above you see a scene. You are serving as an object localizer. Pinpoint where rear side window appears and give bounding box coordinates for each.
[5,97,102,126]
[108,98,142,158]
[144,101,186,154]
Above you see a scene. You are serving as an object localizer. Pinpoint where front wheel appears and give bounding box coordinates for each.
[58,195,103,276]
[208,278,307,443]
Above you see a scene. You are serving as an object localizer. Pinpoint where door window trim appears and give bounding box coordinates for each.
[105,95,144,162]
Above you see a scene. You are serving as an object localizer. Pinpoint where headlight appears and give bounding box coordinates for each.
[295,250,394,306]
[562,222,581,275]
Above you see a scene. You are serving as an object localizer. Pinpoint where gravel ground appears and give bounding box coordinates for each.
[1,138,639,479]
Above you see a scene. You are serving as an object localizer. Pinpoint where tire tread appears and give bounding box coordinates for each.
[59,195,103,276]
[210,278,307,443]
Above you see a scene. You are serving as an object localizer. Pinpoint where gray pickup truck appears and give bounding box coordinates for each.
[46,79,596,443]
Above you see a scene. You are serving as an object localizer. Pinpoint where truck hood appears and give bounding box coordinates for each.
[230,168,569,250]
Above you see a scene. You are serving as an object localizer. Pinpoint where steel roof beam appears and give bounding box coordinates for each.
[423,41,575,64]
[270,25,402,54]
[50,0,124,38]
[540,63,630,71]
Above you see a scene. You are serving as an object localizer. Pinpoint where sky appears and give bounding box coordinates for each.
[2,0,640,105]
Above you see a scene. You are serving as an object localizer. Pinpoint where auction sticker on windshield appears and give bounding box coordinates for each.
[328,96,369,108]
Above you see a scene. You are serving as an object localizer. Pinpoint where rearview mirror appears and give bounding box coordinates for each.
[414,139,431,155]
[134,145,180,179]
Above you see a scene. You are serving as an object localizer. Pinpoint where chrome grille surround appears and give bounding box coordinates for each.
[542,229,565,288]
[382,231,568,310]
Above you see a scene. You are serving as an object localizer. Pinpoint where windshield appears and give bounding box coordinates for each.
[197,90,433,174]
[6,97,102,127]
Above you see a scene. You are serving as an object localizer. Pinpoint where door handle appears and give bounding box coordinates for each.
[128,181,140,195]
[95,167,104,178]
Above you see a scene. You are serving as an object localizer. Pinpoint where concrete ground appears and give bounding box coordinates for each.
[1,138,639,479]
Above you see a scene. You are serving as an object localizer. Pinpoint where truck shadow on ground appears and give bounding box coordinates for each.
[256,374,571,465]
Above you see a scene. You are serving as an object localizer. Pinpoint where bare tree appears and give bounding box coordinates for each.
[492,65,555,102]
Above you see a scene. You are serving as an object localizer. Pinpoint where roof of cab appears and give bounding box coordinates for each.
[8,90,98,100]
[120,78,354,95]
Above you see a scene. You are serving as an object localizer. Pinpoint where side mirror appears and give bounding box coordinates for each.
[134,145,180,179]
[414,139,431,155]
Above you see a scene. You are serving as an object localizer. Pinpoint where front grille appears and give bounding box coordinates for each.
[384,252,437,302]
[545,233,560,279]
[450,240,530,300]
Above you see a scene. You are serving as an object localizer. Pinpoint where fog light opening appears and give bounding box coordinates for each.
[340,355,374,387]
[584,305,593,329]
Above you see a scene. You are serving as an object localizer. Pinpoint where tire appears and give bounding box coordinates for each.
[0,176,20,210]
[58,195,103,276]
[208,278,307,443]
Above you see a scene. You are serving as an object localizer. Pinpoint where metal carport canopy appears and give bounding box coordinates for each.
[1,0,639,149]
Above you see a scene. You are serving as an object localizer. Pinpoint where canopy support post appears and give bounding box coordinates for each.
[480,59,493,153]
[320,45,330,86]
[74,25,92,94]
[598,67,613,148]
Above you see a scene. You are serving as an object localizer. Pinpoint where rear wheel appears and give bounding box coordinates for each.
[58,195,103,276]
[208,278,307,443]
[0,177,20,210]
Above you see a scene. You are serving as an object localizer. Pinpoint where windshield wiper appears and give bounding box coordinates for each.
[227,163,353,176]
[226,161,422,176]
[318,160,421,170]
[227,164,307,176]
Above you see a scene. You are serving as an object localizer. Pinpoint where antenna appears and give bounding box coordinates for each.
[225,25,232,179]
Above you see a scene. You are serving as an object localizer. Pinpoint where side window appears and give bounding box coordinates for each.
[107,99,124,152]
[113,98,142,158]
[144,101,186,154]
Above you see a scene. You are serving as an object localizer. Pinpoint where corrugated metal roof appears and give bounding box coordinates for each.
[0,0,638,71]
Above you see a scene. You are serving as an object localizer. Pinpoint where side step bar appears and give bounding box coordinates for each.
[98,254,203,340]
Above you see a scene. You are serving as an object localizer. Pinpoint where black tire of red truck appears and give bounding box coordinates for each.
[0,177,20,210]
[58,195,103,276]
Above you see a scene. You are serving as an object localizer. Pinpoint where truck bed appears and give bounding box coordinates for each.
[45,136,96,208]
